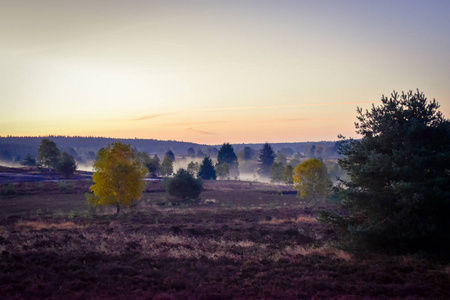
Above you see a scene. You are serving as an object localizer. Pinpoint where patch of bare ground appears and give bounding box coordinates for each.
[0,180,449,299]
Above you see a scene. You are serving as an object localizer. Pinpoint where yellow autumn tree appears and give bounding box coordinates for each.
[89,142,147,213]
[293,158,331,202]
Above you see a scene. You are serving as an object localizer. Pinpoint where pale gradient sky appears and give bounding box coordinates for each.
[1,0,449,144]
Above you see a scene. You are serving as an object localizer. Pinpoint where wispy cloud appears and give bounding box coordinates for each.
[177,120,230,126]
[130,113,169,121]
[262,118,310,124]
[186,128,215,135]
[191,101,378,113]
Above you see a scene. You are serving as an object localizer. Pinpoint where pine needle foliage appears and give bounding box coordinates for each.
[322,90,450,259]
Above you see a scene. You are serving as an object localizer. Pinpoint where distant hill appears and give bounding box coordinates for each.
[0,136,340,165]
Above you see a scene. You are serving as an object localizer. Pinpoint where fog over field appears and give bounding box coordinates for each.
[1,1,450,299]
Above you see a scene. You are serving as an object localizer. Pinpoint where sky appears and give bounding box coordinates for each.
[1,0,449,145]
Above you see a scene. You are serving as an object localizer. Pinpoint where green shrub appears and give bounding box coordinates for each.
[165,168,203,201]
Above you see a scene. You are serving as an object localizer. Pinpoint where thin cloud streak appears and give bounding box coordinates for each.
[130,113,169,121]
[186,127,215,135]
[191,101,379,113]
[176,120,230,126]
[262,118,310,124]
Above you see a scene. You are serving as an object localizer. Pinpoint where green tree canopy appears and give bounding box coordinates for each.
[217,143,239,177]
[275,151,287,165]
[57,152,77,178]
[238,146,256,161]
[37,138,60,170]
[198,156,216,180]
[21,154,36,167]
[270,162,285,183]
[136,152,151,168]
[258,142,275,177]
[89,143,146,214]
[217,143,237,165]
[325,90,450,258]
[187,161,199,176]
[165,168,203,201]
[160,154,174,177]
[146,155,160,178]
[166,150,175,161]
[293,158,331,201]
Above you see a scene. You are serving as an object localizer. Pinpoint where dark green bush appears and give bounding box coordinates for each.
[165,168,203,201]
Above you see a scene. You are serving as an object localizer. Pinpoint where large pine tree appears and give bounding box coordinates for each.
[323,90,450,258]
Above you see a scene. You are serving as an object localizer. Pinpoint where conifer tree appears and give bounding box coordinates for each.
[217,143,239,177]
[198,156,216,180]
[322,90,450,258]
[258,142,275,178]
[160,154,174,177]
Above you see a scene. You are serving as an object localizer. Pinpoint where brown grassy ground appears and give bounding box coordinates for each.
[0,179,449,299]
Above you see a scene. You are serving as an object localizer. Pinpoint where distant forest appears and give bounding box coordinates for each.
[0,136,340,166]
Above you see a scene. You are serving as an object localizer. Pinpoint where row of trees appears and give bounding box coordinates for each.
[29,138,78,177]
[86,89,450,260]
[88,143,204,213]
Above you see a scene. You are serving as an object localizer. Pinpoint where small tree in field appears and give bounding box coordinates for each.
[160,154,173,177]
[198,156,216,180]
[57,152,77,178]
[89,143,146,214]
[187,161,199,176]
[37,138,60,170]
[258,142,275,178]
[217,143,239,177]
[166,168,203,201]
[322,90,450,258]
[270,162,285,182]
[293,158,331,201]
[146,154,160,177]
[166,150,175,161]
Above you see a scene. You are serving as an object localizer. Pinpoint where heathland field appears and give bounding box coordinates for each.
[0,178,449,299]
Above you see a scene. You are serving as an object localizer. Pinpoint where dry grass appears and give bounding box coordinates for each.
[259,216,317,225]
[1,180,449,299]
[15,221,83,230]
[284,245,352,261]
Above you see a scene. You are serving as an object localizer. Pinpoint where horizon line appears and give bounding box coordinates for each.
[0,134,344,146]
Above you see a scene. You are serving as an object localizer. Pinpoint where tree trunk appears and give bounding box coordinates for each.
[116,205,120,215]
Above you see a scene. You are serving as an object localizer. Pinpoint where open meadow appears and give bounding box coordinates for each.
[0,177,449,299]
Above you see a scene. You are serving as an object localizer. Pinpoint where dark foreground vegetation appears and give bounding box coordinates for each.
[1,179,449,299]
